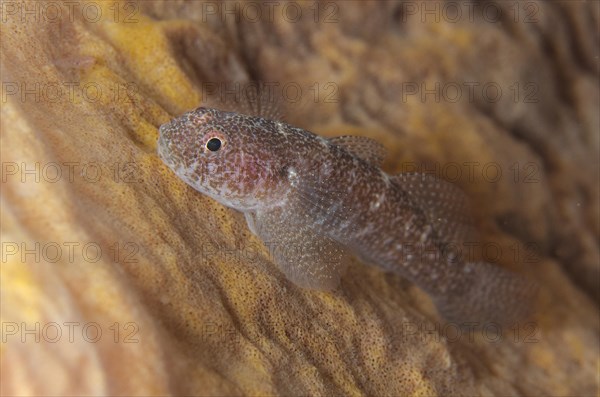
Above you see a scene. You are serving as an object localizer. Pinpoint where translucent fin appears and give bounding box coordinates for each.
[202,82,283,121]
[284,163,356,234]
[435,262,538,327]
[246,208,349,290]
[390,173,476,245]
[244,211,258,236]
[329,136,387,167]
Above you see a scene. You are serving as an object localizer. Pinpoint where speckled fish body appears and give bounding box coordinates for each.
[158,107,536,326]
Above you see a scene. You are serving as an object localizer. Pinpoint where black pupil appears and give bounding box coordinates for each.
[206,138,221,152]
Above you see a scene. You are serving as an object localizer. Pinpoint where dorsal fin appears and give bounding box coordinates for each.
[202,82,283,121]
[329,136,387,166]
[390,172,476,245]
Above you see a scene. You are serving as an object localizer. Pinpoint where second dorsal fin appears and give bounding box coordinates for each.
[390,172,477,245]
[329,136,387,167]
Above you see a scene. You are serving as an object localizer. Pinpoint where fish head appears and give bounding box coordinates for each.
[157,107,290,211]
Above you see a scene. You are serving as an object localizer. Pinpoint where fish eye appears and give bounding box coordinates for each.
[206,137,222,152]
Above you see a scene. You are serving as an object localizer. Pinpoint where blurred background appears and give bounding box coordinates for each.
[1,1,598,396]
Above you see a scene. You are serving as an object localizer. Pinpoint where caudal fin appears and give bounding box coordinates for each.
[434,262,538,328]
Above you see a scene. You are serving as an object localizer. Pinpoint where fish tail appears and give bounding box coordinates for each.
[434,262,538,328]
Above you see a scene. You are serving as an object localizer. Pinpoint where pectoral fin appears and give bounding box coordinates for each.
[246,208,350,290]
